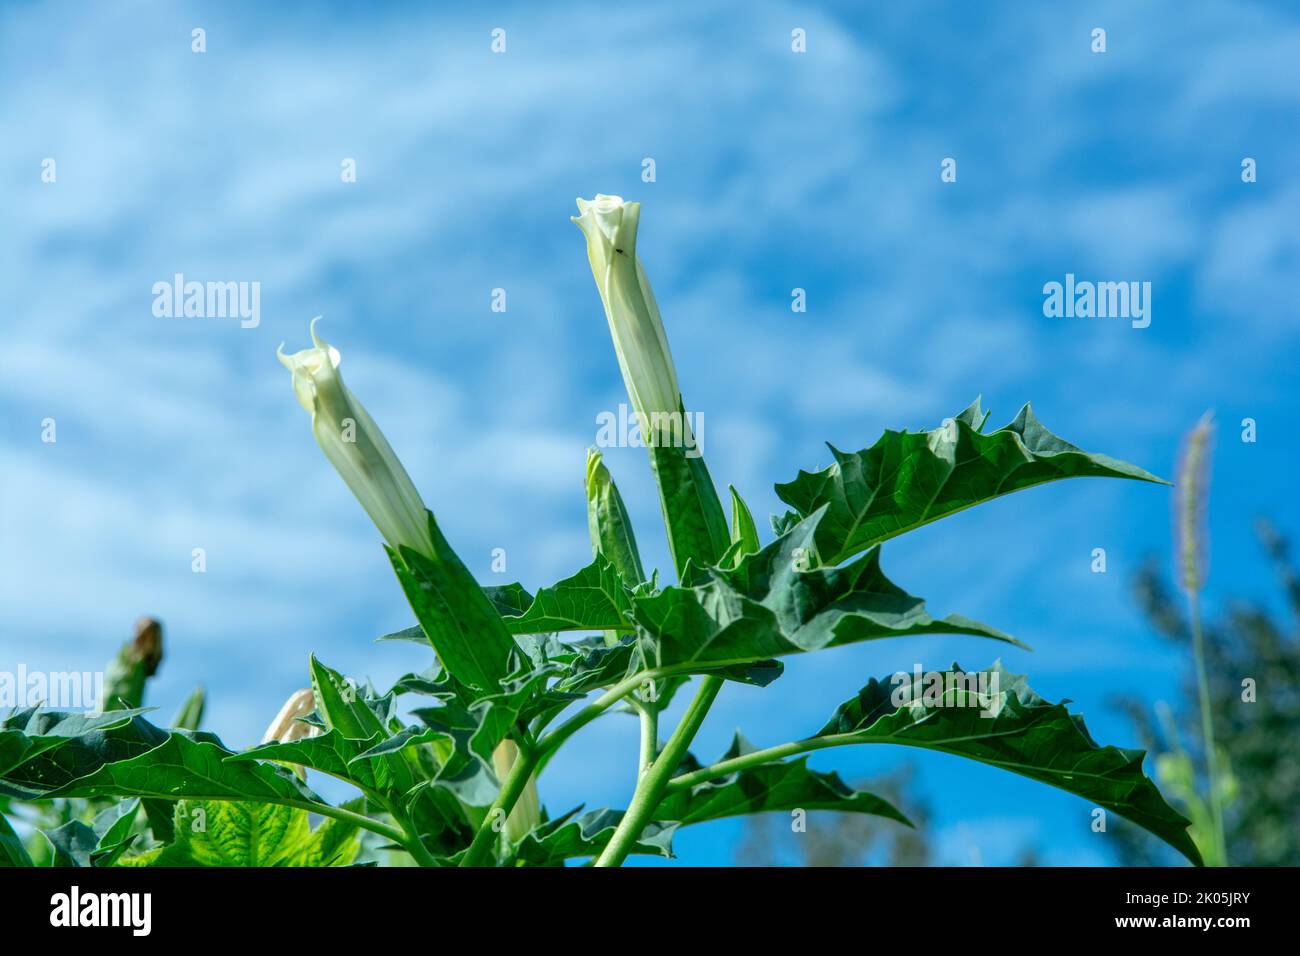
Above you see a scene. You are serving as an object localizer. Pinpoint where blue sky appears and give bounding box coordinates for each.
[2,0,1297,865]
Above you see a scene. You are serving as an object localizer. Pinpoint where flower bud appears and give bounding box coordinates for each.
[572,196,728,576]
[572,195,684,433]
[586,448,645,584]
[103,617,164,711]
[278,318,433,557]
[261,688,320,745]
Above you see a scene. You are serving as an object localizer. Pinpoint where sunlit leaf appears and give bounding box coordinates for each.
[632,510,1021,669]
[389,512,521,695]
[775,401,1167,566]
[661,733,909,827]
[814,662,1201,865]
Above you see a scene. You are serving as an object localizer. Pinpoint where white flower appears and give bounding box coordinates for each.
[278,318,433,557]
[260,688,320,745]
[572,195,683,427]
[492,739,540,843]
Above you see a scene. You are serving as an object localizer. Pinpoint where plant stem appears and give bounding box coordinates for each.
[456,664,744,866]
[1189,591,1228,865]
[459,740,539,868]
[594,675,722,867]
[663,735,853,793]
[291,799,407,848]
[458,667,694,867]
[532,663,708,776]
[637,698,658,778]
[388,805,440,867]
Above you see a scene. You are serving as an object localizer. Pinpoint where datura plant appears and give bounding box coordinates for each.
[0,195,1203,869]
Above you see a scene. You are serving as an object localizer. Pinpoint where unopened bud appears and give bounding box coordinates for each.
[261,688,321,745]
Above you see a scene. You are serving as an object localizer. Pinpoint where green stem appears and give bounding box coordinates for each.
[387,804,439,867]
[532,664,707,777]
[291,799,407,848]
[594,675,723,867]
[457,667,693,867]
[663,735,852,793]
[456,664,741,866]
[1189,591,1228,865]
[637,698,659,778]
[459,740,539,868]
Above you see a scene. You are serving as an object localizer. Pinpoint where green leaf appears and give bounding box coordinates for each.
[548,633,785,701]
[32,728,324,807]
[308,657,421,797]
[388,511,521,695]
[171,686,206,731]
[157,800,309,866]
[237,729,472,857]
[377,624,436,645]
[411,669,556,772]
[7,722,384,864]
[728,485,761,562]
[511,808,676,866]
[231,729,387,794]
[774,400,1168,566]
[141,800,176,845]
[285,798,364,866]
[294,661,548,844]
[492,554,634,635]
[44,800,141,867]
[631,510,1021,670]
[407,763,500,812]
[480,585,534,620]
[660,734,910,827]
[0,812,34,867]
[141,797,363,867]
[0,712,167,798]
[648,436,730,580]
[408,554,640,640]
[587,448,647,584]
[139,687,206,836]
[91,800,143,866]
[0,707,153,777]
[308,657,387,742]
[43,821,99,867]
[815,662,1202,865]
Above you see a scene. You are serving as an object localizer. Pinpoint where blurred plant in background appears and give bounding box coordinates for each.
[1112,519,1300,866]
[1109,414,1299,866]
[735,766,933,866]
[0,620,207,866]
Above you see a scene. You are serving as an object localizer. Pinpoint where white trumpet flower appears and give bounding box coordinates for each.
[572,195,685,433]
[278,318,433,557]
